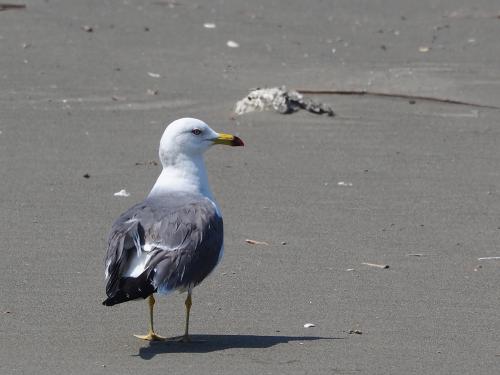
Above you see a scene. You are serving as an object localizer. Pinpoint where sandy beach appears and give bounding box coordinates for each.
[1,1,499,374]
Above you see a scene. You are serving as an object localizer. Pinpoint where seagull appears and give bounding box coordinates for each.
[103,118,244,342]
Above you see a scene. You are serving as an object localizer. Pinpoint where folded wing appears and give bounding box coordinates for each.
[103,193,223,306]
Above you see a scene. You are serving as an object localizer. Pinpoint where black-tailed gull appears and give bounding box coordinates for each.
[103,118,244,342]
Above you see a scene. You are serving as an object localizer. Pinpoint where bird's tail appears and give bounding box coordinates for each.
[102,272,156,306]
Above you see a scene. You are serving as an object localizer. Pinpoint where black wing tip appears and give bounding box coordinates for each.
[103,274,156,306]
[102,298,116,306]
[102,295,126,306]
[102,292,144,306]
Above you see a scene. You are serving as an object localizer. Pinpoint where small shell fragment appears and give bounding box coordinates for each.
[203,23,216,29]
[245,239,269,246]
[348,329,362,334]
[81,25,94,32]
[337,181,353,187]
[114,189,130,197]
[227,40,240,48]
[361,262,389,269]
[303,323,316,328]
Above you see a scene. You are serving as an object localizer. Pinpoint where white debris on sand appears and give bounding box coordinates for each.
[226,40,239,48]
[203,23,216,29]
[114,189,130,197]
[478,256,500,260]
[234,86,334,116]
[361,262,389,269]
[337,181,353,186]
[303,323,316,328]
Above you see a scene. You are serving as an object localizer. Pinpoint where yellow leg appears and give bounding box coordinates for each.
[134,295,165,341]
[167,290,194,343]
[184,291,192,338]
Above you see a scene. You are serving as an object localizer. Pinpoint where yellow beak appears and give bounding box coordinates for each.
[213,133,244,147]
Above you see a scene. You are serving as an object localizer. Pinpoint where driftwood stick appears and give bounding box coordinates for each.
[296,89,500,110]
[0,3,26,11]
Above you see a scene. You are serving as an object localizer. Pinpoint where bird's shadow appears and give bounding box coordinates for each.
[136,334,341,359]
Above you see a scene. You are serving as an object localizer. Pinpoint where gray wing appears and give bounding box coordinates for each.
[103,193,223,306]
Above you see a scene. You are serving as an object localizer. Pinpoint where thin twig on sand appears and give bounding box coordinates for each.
[296,89,500,110]
[0,3,26,11]
[245,239,269,246]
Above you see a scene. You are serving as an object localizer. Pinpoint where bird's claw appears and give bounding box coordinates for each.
[134,331,166,341]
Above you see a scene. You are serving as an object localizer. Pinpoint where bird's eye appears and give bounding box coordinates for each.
[191,128,202,135]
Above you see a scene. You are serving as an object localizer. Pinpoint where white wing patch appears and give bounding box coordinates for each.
[104,258,112,279]
[124,251,155,278]
[143,242,176,252]
[123,240,178,278]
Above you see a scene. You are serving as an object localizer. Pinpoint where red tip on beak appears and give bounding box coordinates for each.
[232,136,244,147]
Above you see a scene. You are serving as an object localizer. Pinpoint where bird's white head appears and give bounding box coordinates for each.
[159,118,244,167]
[149,118,243,198]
